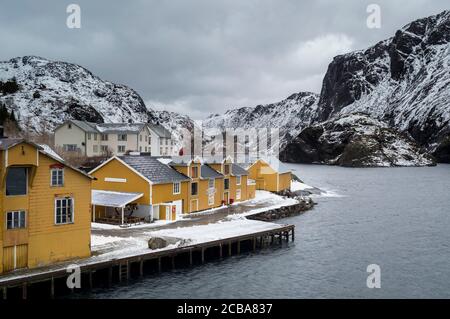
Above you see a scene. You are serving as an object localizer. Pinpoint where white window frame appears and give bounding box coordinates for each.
[173,182,181,195]
[118,145,126,153]
[55,197,74,225]
[93,145,98,153]
[236,189,241,200]
[6,210,26,229]
[118,134,127,141]
[208,179,214,189]
[50,168,64,187]
[236,176,241,185]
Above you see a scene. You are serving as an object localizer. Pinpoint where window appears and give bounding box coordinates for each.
[165,139,168,145]
[101,145,108,153]
[165,147,169,155]
[6,167,27,196]
[6,211,26,229]
[51,168,64,186]
[160,147,163,154]
[63,144,77,152]
[191,166,199,178]
[68,123,72,129]
[149,137,151,145]
[191,182,198,196]
[236,176,241,185]
[224,178,230,190]
[94,133,98,141]
[118,145,126,153]
[224,164,230,175]
[55,197,74,224]
[145,135,147,142]
[139,146,142,152]
[236,189,241,200]
[208,179,214,189]
[145,146,148,152]
[208,194,214,206]
[87,133,91,140]
[140,135,143,141]
[101,134,108,141]
[118,134,127,141]
[173,182,181,194]
[93,145,98,153]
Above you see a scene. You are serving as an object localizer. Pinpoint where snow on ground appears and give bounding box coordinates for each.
[291,180,315,192]
[91,219,175,230]
[91,235,124,247]
[145,218,285,245]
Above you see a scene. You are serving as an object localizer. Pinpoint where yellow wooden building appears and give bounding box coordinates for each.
[243,157,292,192]
[0,137,92,274]
[205,156,252,204]
[89,155,191,223]
[169,156,225,212]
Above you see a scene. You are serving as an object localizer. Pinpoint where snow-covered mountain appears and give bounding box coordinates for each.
[314,10,450,162]
[203,92,319,148]
[0,56,193,142]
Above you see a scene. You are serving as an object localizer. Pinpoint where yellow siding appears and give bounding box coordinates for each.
[27,154,92,268]
[6,142,38,167]
[278,172,292,191]
[91,158,151,205]
[1,148,92,273]
[152,182,190,214]
[247,160,291,192]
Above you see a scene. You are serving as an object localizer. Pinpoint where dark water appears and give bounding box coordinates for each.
[82,164,450,298]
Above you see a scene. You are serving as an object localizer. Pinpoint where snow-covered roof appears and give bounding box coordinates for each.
[92,190,144,207]
[148,124,171,138]
[96,123,146,134]
[39,144,64,162]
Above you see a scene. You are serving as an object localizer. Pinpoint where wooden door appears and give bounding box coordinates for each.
[3,244,28,272]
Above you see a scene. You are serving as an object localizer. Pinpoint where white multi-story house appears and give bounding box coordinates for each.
[54,120,174,157]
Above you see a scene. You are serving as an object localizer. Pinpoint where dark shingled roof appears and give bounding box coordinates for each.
[201,164,224,179]
[120,156,190,184]
[232,163,248,176]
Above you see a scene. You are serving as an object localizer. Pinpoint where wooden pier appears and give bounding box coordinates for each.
[0,224,294,299]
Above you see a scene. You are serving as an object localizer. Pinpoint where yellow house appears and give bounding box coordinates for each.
[205,156,252,204]
[169,156,225,212]
[243,157,292,192]
[0,137,92,274]
[89,155,190,223]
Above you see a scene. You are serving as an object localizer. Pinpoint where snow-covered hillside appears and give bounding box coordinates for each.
[203,92,319,148]
[0,56,193,144]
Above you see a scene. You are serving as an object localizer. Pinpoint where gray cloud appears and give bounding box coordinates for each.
[1,0,448,118]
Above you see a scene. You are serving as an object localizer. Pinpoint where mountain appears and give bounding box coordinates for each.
[280,113,435,167]
[207,10,450,165]
[312,10,450,162]
[0,56,193,143]
[203,92,319,149]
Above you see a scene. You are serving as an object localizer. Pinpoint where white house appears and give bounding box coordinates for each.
[54,120,174,157]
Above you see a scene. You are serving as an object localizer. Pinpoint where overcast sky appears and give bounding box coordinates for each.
[1,1,448,119]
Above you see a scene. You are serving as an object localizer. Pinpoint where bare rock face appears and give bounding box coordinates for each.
[280,113,436,167]
[314,10,450,162]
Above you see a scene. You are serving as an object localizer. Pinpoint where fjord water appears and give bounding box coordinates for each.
[84,164,450,298]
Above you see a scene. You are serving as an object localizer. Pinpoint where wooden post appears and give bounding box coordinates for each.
[89,271,93,289]
[201,248,205,264]
[228,242,232,256]
[2,286,7,300]
[50,278,55,299]
[158,257,162,272]
[139,259,144,277]
[189,249,193,266]
[22,283,27,300]
[219,244,223,259]
[292,228,295,241]
[121,207,125,226]
[253,237,256,251]
[108,267,113,288]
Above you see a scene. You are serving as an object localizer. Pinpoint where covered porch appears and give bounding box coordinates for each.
[92,190,145,227]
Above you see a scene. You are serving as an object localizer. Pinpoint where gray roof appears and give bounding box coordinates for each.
[96,123,146,134]
[169,155,199,166]
[0,138,42,151]
[232,163,249,176]
[201,164,224,179]
[148,124,171,138]
[69,120,98,133]
[120,155,189,184]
